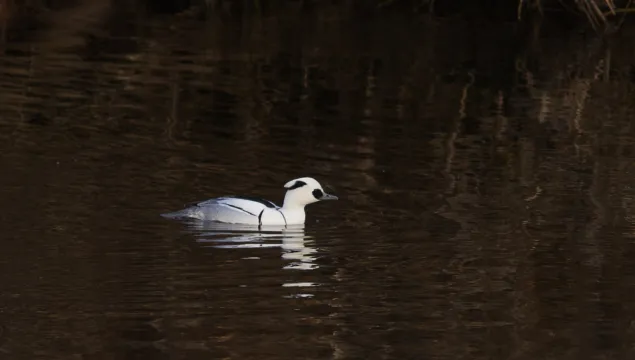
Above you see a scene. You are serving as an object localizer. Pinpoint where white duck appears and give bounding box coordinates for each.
[162,177,338,226]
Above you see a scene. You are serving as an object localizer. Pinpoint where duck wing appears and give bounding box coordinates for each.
[175,196,277,224]
[162,196,280,224]
[197,196,279,215]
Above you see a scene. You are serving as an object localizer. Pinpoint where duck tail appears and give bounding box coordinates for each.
[161,208,197,220]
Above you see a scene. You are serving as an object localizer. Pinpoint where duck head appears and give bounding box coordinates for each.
[282,177,338,209]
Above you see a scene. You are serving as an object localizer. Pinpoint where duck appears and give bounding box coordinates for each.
[161,177,338,226]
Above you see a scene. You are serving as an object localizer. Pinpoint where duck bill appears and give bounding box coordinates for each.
[321,193,338,201]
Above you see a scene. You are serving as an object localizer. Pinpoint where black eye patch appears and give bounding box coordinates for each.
[312,189,324,199]
[288,181,307,190]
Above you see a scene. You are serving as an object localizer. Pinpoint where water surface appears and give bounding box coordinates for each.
[1,3,635,359]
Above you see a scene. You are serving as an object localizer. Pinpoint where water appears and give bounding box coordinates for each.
[1,3,635,359]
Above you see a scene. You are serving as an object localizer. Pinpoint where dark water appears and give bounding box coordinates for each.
[2,3,635,359]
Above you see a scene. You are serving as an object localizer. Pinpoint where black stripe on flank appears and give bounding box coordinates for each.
[277,209,287,226]
[258,210,264,226]
[287,181,307,190]
[224,204,256,216]
[229,196,277,208]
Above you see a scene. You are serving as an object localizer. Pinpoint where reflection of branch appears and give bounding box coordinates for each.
[516,58,540,105]
[603,47,611,82]
[572,79,588,135]
[0,0,11,49]
[363,61,376,117]
[569,52,606,154]
[494,90,508,139]
[524,186,542,202]
[578,0,615,29]
[518,0,544,20]
[584,147,605,268]
[536,85,551,124]
[458,72,474,119]
[164,78,180,147]
[36,0,111,52]
[444,72,474,193]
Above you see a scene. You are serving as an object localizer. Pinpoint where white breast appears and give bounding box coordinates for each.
[259,208,288,226]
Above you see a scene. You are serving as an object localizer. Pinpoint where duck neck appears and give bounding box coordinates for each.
[281,193,305,211]
[280,195,306,223]
[281,202,305,212]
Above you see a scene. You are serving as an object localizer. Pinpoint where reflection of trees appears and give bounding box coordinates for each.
[1,0,635,358]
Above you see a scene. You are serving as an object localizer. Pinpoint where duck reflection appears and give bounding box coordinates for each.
[184,221,318,271]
